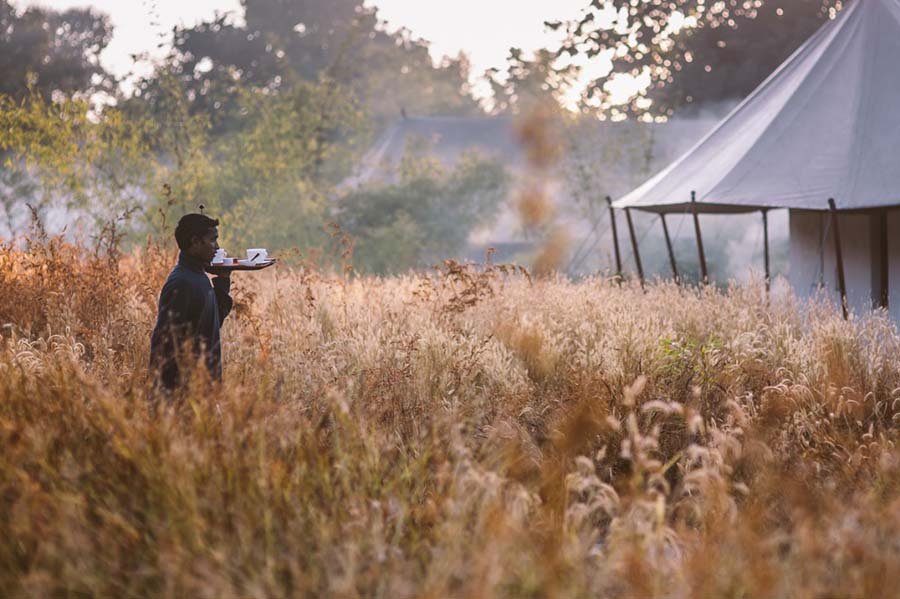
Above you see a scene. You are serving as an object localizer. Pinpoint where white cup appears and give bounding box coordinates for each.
[212,249,227,264]
[247,248,268,263]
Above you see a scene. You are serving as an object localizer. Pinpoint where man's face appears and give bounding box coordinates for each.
[188,227,219,263]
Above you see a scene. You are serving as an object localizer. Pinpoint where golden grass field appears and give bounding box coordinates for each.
[1,233,899,598]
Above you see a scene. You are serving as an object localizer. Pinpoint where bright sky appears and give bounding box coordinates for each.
[371,0,624,107]
[371,0,589,73]
[16,0,627,106]
[18,0,244,86]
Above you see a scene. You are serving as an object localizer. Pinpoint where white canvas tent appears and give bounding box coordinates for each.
[614,0,900,318]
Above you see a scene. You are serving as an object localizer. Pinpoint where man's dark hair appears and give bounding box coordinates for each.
[174,213,219,251]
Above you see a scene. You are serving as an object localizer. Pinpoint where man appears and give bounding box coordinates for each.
[149,213,232,392]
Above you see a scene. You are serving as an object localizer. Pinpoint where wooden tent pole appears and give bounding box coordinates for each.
[879,208,889,310]
[762,209,770,293]
[818,212,826,289]
[828,198,849,320]
[625,207,644,288]
[606,196,623,280]
[691,191,708,284]
[660,213,679,281]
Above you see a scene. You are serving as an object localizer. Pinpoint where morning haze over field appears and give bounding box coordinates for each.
[2,0,899,596]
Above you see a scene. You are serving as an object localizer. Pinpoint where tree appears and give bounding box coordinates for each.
[208,79,366,251]
[236,0,481,120]
[486,48,579,115]
[141,0,481,134]
[0,90,156,237]
[0,0,113,101]
[552,0,841,118]
[0,72,363,251]
[337,147,508,274]
[0,1,115,235]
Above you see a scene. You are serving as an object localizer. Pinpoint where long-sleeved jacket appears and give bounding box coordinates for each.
[149,252,233,390]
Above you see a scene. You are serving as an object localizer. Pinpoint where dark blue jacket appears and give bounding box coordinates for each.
[149,252,233,390]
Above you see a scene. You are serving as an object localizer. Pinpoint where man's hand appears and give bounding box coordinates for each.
[205,265,233,277]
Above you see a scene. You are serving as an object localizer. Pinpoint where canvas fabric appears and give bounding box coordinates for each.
[615,0,900,214]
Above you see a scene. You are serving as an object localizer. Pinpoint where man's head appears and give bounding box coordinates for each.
[175,213,220,263]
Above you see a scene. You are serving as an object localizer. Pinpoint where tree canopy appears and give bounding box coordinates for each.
[0,0,513,274]
[486,48,579,116]
[134,0,481,133]
[0,0,113,101]
[552,0,841,118]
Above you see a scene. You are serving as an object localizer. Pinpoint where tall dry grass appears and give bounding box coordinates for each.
[1,231,899,598]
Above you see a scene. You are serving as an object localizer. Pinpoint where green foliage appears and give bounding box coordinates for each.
[0,0,505,270]
[657,335,725,386]
[0,92,153,226]
[203,78,365,252]
[222,180,329,256]
[0,72,362,253]
[337,148,508,275]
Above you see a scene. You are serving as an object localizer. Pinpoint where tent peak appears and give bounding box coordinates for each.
[615,0,900,213]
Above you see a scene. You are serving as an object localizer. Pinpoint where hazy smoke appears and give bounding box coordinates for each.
[469,100,790,283]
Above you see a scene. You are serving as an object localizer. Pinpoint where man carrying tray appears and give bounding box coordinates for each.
[149,213,233,393]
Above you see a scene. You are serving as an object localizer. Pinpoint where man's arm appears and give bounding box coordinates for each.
[212,275,233,321]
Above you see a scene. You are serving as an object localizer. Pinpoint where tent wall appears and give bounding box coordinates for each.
[788,210,885,316]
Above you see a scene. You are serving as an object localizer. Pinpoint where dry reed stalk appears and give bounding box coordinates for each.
[0,235,899,597]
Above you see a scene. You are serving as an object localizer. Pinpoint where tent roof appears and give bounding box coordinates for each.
[341,116,524,189]
[615,0,900,214]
